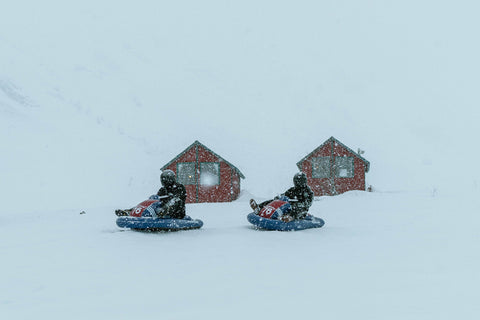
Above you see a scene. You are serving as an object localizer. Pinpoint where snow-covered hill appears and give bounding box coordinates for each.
[2,1,480,212]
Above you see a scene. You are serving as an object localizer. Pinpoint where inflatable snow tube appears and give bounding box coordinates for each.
[247,212,325,231]
[116,216,203,231]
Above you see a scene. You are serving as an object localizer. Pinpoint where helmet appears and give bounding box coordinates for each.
[293,172,308,188]
[160,170,176,187]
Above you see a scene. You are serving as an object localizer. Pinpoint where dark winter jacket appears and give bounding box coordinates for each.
[283,185,314,219]
[157,182,186,219]
[258,185,314,220]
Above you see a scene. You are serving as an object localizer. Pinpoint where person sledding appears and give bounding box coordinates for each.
[115,170,186,219]
[250,172,314,222]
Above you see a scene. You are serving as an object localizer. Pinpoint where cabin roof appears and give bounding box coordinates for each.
[296,136,370,172]
[161,140,245,179]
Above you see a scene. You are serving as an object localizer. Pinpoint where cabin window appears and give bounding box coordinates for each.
[200,162,220,186]
[177,162,196,185]
[335,157,354,178]
[312,157,331,178]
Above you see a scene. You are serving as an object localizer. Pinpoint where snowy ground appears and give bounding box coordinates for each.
[1,191,478,320]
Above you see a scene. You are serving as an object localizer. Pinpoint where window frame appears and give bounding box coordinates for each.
[335,156,355,178]
[176,162,196,185]
[311,156,331,178]
[199,162,221,186]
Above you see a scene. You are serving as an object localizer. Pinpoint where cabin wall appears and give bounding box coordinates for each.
[230,170,241,201]
[163,147,197,203]
[332,142,366,194]
[301,140,367,196]
[165,144,242,203]
[301,143,333,196]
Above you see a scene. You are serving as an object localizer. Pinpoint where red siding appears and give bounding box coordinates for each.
[163,147,197,203]
[300,143,333,196]
[164,143,242,203]
[332,141,366,195]
[230,170,241,201]
[300,139,368,196]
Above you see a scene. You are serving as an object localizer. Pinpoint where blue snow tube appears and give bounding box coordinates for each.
[247,212,325,231]
[116,215,203,231]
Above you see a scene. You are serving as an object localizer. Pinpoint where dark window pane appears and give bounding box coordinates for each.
[177,163,196,185]
[312,157,330,178]
[335,157,354,178]
[200,162,220,186]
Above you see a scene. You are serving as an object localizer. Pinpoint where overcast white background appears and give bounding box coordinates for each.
[1,0,479,211]
[1,2,480,320]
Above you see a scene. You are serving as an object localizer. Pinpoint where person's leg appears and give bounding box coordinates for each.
[115,208,132,216]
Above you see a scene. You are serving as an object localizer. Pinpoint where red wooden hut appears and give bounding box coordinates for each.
[296,136,370,196]
[161,140,245,203]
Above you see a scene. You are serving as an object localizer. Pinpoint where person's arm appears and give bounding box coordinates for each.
[157,188,166,197]
[178,184,186,205]
[298,189,313,210]
[284,187,296,200]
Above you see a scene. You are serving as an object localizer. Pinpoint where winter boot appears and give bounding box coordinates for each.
[281,215,294,223]
[250,199,260,214]
[115,209,130,216]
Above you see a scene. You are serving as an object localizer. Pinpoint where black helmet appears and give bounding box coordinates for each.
[293,172,308,188]
[160,170,176,187]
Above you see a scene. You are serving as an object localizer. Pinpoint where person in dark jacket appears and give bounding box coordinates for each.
[115,170,186,218]
[156,169,186,219]
[250,172,314,222]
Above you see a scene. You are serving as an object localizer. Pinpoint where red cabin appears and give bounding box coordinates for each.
[161,140,245,203]
[296,137,370,196]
